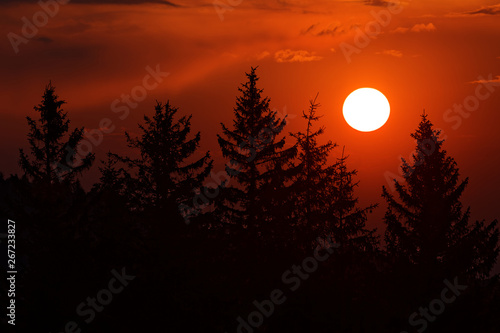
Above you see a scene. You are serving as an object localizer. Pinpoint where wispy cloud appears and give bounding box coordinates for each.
[448,4,500,17]
[411,23,436,32]
[301,24,318,35]
[376,49,403,57]
[316,24,344,36]
[274,49,322,63]
[469,75,500,84]
[390,27,409,33]
[465,3,500,16]
[255,51,271,60]
[364,0,392,7]
[301,22,345,36]
[391,23,436,33]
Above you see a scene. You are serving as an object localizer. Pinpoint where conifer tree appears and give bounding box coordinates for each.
[95,152,129,194]
[383,113,499,279]
[291,95,337,240]
[92,152,134,209]
[114,101,212,219]
[326,148,378,250]
[217,67,297,231]
[286,97,379,333]
[19,82,94,184]
[13,83,97,331]
[292,96,376,249]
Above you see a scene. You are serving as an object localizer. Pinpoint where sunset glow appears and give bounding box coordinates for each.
[1,1,500,330]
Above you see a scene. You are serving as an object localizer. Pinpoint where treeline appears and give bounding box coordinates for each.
[0,68,499,333]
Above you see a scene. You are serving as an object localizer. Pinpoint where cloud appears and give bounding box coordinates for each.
[465,4,500,16]
[301,22,345,36]
[364,0,407,7]
[364,0,391,7]
[448,4,500,17]
[391,23,436,33]
[469,75,500,85]
[376,49,402,57]
[301,24,318,35]
[255,51,271,60]
[410,23,436,32]
[316,24,344,36]
[390,27,409,34]
[274,49,322,63]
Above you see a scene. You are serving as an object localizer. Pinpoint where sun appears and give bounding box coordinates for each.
[343,88,390,132]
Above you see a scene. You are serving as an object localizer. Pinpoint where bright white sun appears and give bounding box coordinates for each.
[343,88,390,132]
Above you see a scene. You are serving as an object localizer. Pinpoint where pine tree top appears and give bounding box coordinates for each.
[19,82,94,184]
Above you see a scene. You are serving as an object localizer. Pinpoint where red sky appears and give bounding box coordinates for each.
[1,0,499,238]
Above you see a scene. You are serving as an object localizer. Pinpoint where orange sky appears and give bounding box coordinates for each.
[1,0,500,236]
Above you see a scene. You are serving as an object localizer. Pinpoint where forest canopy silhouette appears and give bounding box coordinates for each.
[0,68,498,333]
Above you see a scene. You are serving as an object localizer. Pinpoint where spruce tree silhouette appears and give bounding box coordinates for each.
[381,112,499,333]
[383,112,498,279]
[113,100,212,222]
[217,67,297,234]
[291,96,377,249]
[214,68,301,333]
[106,101,216,332]
[273,96,380,333]
[19,82,94,185]
[10,82,97,332]
[327,148,378,251]
[94,151,131,195]
[291,94,337,244]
